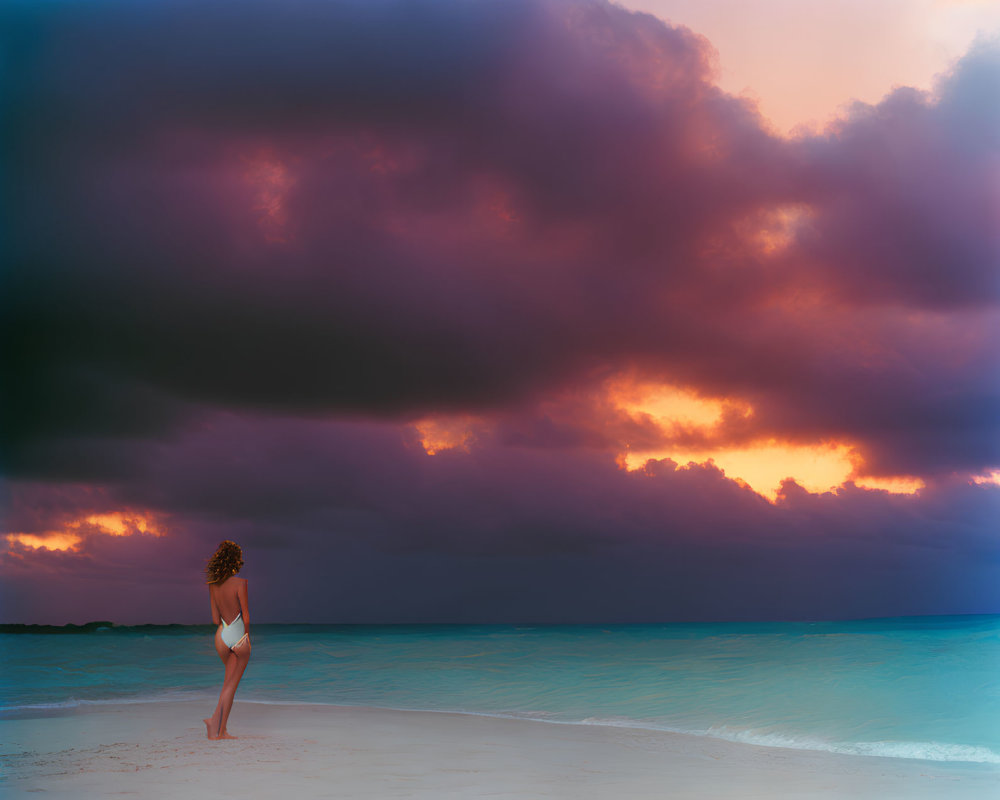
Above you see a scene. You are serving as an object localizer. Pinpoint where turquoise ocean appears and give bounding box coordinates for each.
[3,615,999,764]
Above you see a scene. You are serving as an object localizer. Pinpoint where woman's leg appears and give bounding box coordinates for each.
[205,635,251,739]
[204,629,251,739]
[204,627,229,739]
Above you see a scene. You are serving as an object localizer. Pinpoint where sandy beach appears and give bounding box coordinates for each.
[3,701,997,799]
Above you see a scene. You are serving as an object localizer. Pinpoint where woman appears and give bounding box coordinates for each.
[203,540,251,740]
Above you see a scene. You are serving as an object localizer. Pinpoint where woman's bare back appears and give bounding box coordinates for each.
[210,576,248,626]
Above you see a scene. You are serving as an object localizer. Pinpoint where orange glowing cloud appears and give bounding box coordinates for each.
[972,469,1000,487]
[623,442,924,501]
[4,511,166,553]
[5,531,83,552]
[611,379,729,429]
[611,378,923,501]
[622,441,857,500]
[853,475,927,494]
[414,415,485,455]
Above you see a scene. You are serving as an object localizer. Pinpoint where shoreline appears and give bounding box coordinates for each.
[4,701,998,798]
[6,692,1000,767]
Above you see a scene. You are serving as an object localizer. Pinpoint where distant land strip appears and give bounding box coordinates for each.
[0,622,213,634]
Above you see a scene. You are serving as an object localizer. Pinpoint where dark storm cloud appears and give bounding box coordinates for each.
[1,0,997,480]
[4,0,775,470]
[3,411,998,623]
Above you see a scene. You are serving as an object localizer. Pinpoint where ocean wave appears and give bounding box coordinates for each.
[702,725,1000,764]
[834,740,1000,764]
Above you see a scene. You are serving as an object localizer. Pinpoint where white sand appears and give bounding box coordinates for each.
[3,701,998,799]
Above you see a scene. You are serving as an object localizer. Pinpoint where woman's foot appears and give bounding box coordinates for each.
[217,729,238,740]
[203,718,219,739]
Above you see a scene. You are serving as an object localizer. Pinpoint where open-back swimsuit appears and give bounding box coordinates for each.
[220,612,249,650]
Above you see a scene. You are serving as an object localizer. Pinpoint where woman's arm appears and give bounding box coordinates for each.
[209,586,220,626]
[238,579,250,636]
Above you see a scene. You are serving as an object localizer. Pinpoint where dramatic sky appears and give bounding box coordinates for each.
[2,0,998,624]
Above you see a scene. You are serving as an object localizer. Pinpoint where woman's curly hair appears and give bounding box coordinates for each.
[205,540,244,584]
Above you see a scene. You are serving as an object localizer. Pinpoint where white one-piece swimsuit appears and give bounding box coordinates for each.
[220,612,248,650]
